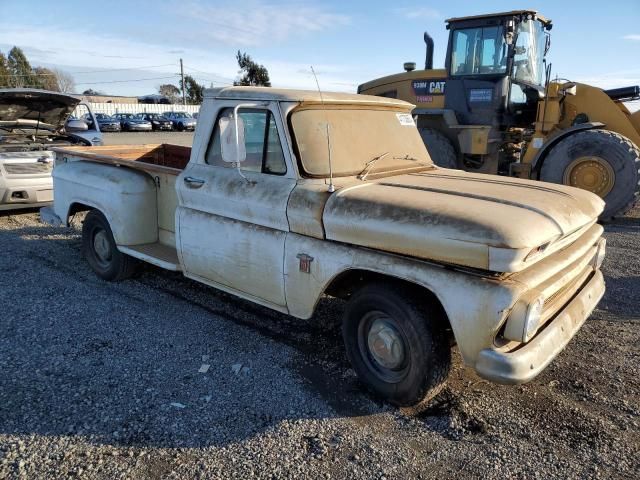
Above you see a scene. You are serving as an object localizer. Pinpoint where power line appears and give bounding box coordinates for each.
[184,65,235,83]
[75,75,177,85]
[10,63,177,77]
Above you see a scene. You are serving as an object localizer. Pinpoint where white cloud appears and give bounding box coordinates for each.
[623,34,640,41]
[172,1,351,46]
[395,7,442,20]
[0,22,361,95]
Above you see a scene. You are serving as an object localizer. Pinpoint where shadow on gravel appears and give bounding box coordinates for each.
[0,222,390,450]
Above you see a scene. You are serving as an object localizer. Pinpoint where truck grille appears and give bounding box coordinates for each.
[3,163,52,175]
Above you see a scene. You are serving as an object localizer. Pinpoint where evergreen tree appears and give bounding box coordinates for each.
[0,52,10,87]
[7,46,40,87]
[181,75,204,104]
[234,51,271,87]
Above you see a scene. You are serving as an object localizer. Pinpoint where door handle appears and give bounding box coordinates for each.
[184,176,205,188]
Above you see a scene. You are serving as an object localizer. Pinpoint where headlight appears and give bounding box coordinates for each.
[503,291,545,343]
[152,121,159,124]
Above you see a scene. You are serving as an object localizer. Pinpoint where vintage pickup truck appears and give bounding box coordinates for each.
[42,87,606,409]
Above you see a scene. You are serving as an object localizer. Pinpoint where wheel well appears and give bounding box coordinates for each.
[324,269,452,333]
[67,202,94,220]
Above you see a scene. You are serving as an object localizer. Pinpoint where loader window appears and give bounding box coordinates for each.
[450,26,507,76]
[512,19,547,86]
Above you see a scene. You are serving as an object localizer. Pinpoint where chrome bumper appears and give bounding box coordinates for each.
[475,269,605,384]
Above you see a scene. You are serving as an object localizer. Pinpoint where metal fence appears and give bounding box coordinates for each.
[76,103,201,117]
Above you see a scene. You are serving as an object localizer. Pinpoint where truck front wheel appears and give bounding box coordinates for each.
[342,283,451,411]
[82,210,137,281]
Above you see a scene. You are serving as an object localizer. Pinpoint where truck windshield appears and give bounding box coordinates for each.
[450,26,507,76]
[290,107,433,177]
[512,19,547,86]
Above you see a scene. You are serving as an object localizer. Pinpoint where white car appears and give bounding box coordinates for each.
[0,89,101,211]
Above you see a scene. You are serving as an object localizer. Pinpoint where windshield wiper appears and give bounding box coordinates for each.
[358,152,388,180]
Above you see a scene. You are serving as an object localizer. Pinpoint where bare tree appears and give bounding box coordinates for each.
[54,68,75,93]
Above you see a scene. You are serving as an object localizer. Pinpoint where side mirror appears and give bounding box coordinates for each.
[220,115,246,164]
[66,119,89,132]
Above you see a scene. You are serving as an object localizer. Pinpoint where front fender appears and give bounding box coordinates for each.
[52,161,158,245]
[283,232,523,365]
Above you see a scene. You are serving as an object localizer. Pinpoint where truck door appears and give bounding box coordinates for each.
[176,103,296,309]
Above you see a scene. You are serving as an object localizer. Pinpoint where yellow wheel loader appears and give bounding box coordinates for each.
[358,10,640,220]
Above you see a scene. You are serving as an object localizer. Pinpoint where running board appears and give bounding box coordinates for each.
[118,243,181,271]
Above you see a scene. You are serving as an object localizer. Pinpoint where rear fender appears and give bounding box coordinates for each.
[52,161,158,245]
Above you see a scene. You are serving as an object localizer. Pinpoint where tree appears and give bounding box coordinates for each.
[7,46,39,88]
[0,52,10,87]
[33,67,59,91]
[158,83,181,103]
[181,75,204,104]
[54,68,75,93]
[234,51,271,87]
[82,89,104,96]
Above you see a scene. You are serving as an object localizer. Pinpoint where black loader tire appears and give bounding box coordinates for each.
[82,210,138,281]
[539,129,640,221]
[419,128,458,169]
[342,282,451,412]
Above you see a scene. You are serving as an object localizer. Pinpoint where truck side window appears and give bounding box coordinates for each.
[206,108,287,175]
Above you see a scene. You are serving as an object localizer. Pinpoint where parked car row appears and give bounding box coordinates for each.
[82,111,197,132]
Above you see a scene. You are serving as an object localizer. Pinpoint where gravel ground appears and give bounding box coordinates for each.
[0,198,638,479]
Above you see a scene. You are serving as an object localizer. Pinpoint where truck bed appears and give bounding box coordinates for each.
[51,144,191,175]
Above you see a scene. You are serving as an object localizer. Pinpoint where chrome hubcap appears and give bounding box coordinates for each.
[367,318,406,369]
[93,229,111,263]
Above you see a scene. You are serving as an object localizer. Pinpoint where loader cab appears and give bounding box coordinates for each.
[444,11,552,127]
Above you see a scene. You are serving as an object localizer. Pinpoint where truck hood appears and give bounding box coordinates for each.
[0,89,81,130]
[322,169,604,272]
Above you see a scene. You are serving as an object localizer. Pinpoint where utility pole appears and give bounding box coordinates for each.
[180,58,186,106]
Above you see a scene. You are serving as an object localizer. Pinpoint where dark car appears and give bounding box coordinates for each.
[86,113,121,132]
[162,111,197,131]
[113,113,152,132]
[138,113,173,131]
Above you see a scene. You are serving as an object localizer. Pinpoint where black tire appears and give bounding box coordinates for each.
[539,129,640,220]
[82,210,138,281]
[342,282,451,411]
[419,128,458,169]
[177,122,185,132]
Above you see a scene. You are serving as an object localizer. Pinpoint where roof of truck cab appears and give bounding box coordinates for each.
[446,10,551,25]
[204,86,413,108]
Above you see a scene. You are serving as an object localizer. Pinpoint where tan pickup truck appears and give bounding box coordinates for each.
[42,87,606,410]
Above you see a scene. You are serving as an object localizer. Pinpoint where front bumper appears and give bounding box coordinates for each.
[100,124,121,132]
[475,269,605,384]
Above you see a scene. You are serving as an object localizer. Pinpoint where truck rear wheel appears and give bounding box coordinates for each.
[539,130,640,220]
[82,210,137,281]
[419,128,457,169]
[342,283,451,411]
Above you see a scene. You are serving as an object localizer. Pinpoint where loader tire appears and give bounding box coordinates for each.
[342,282,451,412]
[82,210,138,281]
[419,128,458,169]
[539,129,640,221]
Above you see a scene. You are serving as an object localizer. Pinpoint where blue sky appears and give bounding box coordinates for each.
[1,0,639,100]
